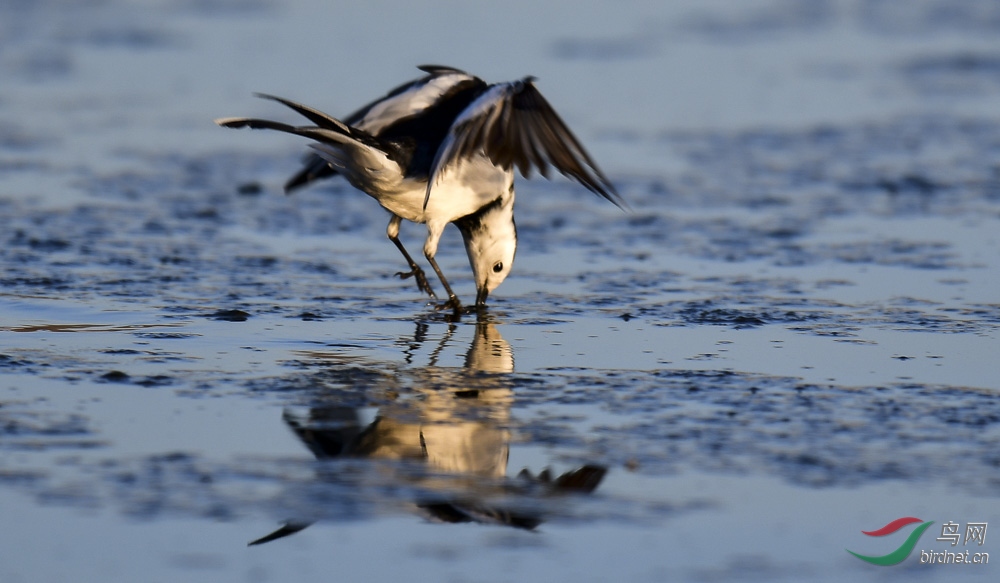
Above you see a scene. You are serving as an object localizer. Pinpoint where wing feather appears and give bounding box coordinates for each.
[425,78,623,209]
[214,117,297,132]
[252,93,350,132]
[214,116,387,155]
[350,67,478,134]
[281,65,478,192]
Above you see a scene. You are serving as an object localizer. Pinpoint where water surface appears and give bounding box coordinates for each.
[2,1,999,581]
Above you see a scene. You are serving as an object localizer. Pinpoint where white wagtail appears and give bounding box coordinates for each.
[216,65,623,311]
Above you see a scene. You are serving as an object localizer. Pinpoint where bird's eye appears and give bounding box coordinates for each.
[492,262,503,273]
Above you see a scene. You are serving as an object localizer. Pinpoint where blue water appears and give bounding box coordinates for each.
[2,1,999,581]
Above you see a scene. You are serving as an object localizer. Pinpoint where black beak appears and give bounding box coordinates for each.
[475,287,489,308]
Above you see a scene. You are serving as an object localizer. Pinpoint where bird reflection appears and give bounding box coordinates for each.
[250,319,605,545]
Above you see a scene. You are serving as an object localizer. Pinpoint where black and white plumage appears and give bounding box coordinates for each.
[216,65,621,311]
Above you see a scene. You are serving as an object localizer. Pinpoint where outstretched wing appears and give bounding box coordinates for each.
[281,65,479,192]
[253,93,351,132]
[214,115,400,171]
[425,77,623,209]
[214,116,355,143]
[226,94,359,192]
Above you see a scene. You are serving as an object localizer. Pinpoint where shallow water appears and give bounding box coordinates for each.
[2,1,999,581]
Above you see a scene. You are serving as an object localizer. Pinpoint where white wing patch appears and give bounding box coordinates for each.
[358,73,474,134]
[424,83,514,208]
[424,79,622,210]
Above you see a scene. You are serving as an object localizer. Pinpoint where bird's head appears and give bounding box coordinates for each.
[456,195,517,308]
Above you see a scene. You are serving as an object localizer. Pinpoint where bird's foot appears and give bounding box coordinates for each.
[395,268,436,298]
[434,295,463,314]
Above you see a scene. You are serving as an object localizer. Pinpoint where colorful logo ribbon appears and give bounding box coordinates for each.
[847,517,935,566]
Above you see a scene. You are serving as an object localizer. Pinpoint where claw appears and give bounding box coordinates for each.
[395,268,436,298]
[434,296,463,314]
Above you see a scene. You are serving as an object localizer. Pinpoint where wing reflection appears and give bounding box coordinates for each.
[250,320,605,545]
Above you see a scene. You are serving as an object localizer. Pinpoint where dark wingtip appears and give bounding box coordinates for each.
[283,173,308,195]
[600,191,630,212]
[213,117,297,133]
[553,465,607,493]
[583,173,628,212]
[513,75,538,93]
[214,117,248,128]
[605,185,630,212]
[247,522,313,546]
[417,64,468,75]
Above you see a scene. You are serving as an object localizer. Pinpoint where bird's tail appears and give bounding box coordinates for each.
[215,94,402,195]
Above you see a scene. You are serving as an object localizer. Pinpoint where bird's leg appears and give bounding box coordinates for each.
[426,253,462,313]
[393,238,436,297]
[387,215,435,298]
[422,222,462,313]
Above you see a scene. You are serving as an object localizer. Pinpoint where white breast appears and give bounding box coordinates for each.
[378,154,512,225]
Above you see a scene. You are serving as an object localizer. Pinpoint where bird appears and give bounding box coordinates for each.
[216,65,623,312]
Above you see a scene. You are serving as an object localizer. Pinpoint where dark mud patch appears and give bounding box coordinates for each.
[900,52,1000,95]
[0,354,36,370]
[210,309,251,322]
[0,400,103,452]
[859,0,1000,35]
[673,304,816,328]
[99,370,131,383]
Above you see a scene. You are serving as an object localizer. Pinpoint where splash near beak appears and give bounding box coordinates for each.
[475,287,489,307]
